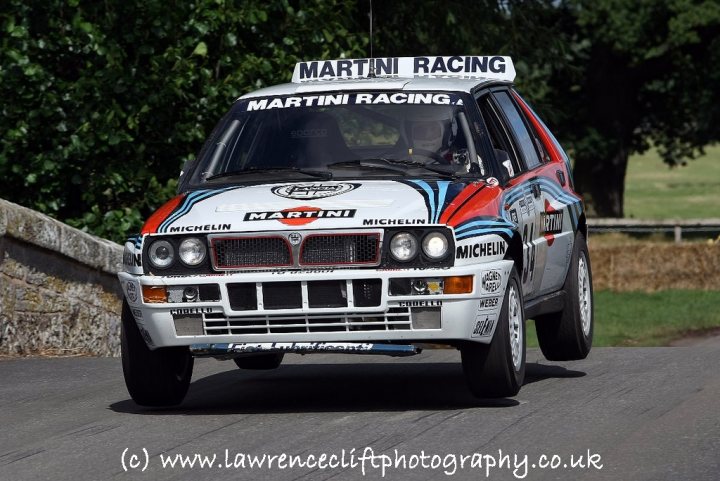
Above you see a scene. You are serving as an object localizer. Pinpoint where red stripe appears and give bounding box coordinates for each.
[439,184,483,224]
[141,194,186,235]
[446,186,502,227]
[510,91,563,164]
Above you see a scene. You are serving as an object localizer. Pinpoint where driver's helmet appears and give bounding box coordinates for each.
[411,120,445,152]
[407,106,457,154]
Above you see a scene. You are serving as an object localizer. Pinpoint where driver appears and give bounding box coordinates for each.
[411,120,446,154]
[407,110,458,163]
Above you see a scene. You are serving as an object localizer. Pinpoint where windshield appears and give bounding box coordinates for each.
[187,91,483,186]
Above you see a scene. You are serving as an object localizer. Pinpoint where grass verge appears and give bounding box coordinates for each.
[527,290,720,347]
[625,145,720,219]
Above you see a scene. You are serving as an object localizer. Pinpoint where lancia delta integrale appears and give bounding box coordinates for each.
[118,56,594,406]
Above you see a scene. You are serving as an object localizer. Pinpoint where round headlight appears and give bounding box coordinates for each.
[389,232,419,262]
[422,231,449,259]
[179,237,207,266]
[148,240,174,269]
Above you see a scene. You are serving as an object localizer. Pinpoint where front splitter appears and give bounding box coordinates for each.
[190,341,422,358]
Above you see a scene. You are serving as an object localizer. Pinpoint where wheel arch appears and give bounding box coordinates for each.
[504,230,523,276]
[577,212,588,239]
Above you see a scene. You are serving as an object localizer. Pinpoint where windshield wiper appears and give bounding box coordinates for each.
[327,158,458,179]
[205,167,332,181]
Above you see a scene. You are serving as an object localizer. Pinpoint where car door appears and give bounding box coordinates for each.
[476,91,545,300]
[508,89,580,296]
[493,89,577,297]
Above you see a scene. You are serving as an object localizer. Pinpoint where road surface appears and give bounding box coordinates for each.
[1,345,719,480]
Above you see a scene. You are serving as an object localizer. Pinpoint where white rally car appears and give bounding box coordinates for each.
[119,56,593,406]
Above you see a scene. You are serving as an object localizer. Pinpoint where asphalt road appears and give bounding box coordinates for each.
[1,345,719,481]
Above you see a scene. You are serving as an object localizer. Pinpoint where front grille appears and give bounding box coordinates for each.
[209,230,382,270]
[203,308,412,335]
[263,282,302,310]
[212,237,292,269]
[300,233,380,266]
[307,280,347,308]
[227,283,256,311]
[226,279,381,311]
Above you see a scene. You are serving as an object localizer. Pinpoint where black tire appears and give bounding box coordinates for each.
[535,231,594,361]
[121,300,193,407]
[233,353,284,370]
[461,267,525,398]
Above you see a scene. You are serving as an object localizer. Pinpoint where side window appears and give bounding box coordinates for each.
[493,91,542,169]
[477,94,522,177]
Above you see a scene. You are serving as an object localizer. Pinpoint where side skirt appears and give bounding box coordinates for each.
[524,290,567,320]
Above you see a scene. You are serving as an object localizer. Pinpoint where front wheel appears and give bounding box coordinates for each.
[535,232,594,361]
[461,267,525,398]
[121,300,193,407]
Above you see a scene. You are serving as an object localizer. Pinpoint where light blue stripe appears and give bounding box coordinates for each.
[434,181,450,223]
[455,220,514,233]
[158,187,237,233]
[408,180,436,223]
[159,189,220,232]
[159,191,207,232]
[456,228,514,240]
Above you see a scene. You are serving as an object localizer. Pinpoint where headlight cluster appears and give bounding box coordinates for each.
[148,237,207,269]
[389,231,450,262]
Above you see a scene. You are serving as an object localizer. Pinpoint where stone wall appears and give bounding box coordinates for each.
[0,198,123,356]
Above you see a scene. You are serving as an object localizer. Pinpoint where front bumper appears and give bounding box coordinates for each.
[118,261,513,350]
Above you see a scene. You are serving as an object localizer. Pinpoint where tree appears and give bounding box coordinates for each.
[3,0,719,237]
[543,0,720,217]
[372,0,720,217]
[0,0,367,241]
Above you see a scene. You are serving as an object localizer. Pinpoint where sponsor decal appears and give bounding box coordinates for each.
[229,342,375,353]
[247,93,462,111]
[542,200,564,246]
[509,209,519,224]
[524,194,536,214]
[398,300,443,308]
[287,232,303,246]
[131,308,143,320]
[271,183,358,200]
[541,211,563,235]
[456,241,506,259]
[123,249,142,267]
[477,297,501,311]
[519,198,529,217]
[486,177,499,187]
[138,325,154,347]
[170,307,214,316]
[290,128,327,138]
[244,207,356,226]
[292,56,512,82]
[168,223,231,233]
[270,269,334,275]
[472,314,497,338]
[362,218,426,226]
[481,270,502,294]
[125,282,138,303]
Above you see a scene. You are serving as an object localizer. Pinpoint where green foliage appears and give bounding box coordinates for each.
[544,0,720,215]
[0,0,366,241]
[2,0,720,239]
